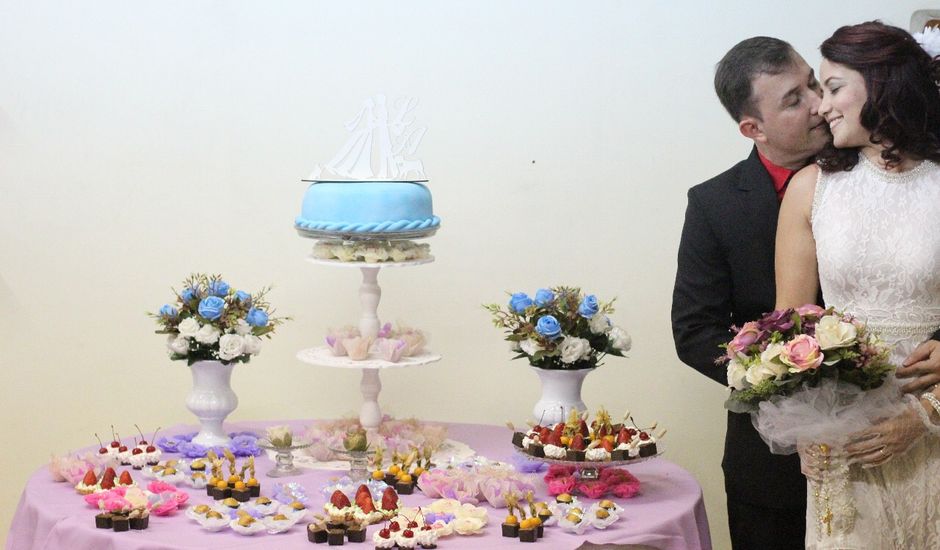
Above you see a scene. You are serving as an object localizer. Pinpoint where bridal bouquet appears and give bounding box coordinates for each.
[150,274,287,365]
[721,305,894,414]
[485,287,631,370]
[723,306,905,542]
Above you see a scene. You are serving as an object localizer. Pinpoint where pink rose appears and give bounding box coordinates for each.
[796,304,825,318]
[780,334,824,372]
[727,321,762,358]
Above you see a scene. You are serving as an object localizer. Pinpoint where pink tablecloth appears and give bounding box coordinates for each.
[7,421,711,550]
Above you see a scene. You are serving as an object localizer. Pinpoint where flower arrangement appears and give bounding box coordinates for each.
[720,305,894,413]
[150,274,287,365]
[915,25,940,58]
[485,287,631,370]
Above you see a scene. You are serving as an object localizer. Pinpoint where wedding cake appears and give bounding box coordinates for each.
[295,94,440,242]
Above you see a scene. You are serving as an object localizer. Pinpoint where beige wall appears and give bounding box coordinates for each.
[0,2,926,548]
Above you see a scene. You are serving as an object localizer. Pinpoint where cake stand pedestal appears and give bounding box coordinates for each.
[298,257,441,430]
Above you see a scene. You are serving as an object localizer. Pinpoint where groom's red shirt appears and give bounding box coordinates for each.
[758,150,797,201]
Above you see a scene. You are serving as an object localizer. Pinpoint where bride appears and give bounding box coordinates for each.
[774,21,940,549]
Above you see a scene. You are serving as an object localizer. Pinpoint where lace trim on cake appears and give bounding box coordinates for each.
[858,152,933,184]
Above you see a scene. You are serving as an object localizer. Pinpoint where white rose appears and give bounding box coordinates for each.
[166,334,190,356]
[331,245,356,262]
[360,246,389,263]
[760,342,786,363]
[194,324,221,344]
[745,360,788,386]
[312,242,333,259]
[558,336,591,364]
[814,315,857,350]
[609,326,632,352]
[217,333,245,361]
[519,339,544,356]
[727,358,748,390]
[389,247,408,262]
[589,314,612,334]
[235,319,252,336]
[428,499,461,515]
[243,334,263,355]
[177,317,201,338]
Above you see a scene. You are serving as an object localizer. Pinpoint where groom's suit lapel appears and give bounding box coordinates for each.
[735,147,779,247]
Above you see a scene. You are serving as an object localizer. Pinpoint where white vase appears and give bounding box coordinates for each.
[531,366,595,425]
[186,360,238,447]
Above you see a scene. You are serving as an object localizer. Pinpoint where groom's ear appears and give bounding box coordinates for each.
[738,116,766,143]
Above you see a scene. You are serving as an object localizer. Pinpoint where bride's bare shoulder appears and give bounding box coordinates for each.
[782,163,819,213]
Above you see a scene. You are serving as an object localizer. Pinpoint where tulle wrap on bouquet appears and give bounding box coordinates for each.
[751,377,905,455]
[751,377,906,541]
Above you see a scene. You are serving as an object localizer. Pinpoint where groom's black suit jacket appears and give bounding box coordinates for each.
[672,147,806,509]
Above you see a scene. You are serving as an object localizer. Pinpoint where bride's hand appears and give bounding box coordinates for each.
[897,340,940,394]
[844,405,926,468]
[797,442,842,481]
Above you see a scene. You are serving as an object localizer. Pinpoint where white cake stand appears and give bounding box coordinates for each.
[298,254,441,430]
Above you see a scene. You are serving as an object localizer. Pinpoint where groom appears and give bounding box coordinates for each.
[671,37,827,550]
[673,36,940,550]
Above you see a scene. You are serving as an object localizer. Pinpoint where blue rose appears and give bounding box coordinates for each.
[534,288,555,307]
[246,307,269,327]
[159,304,178,318]
[578,295,599,318]
[235,290,251,304]
[509,292,534,313]
[535,315,562,339]
[181,287,197,302]
[208,280,230,297]
[198,296,226,320]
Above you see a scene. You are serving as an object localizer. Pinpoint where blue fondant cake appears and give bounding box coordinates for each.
[295,181,440,238]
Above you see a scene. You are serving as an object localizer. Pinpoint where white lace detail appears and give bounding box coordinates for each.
[807,154,940,550]
[811,165,825,225]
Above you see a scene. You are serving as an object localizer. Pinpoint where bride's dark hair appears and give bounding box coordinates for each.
[816,21,940,171]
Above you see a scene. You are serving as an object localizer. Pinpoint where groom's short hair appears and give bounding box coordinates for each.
[715,37,797,122]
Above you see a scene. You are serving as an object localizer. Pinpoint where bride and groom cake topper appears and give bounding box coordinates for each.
[307,94,428,182]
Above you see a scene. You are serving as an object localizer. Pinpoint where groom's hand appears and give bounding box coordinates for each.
[844,405,926,467]
[897,340,940,394]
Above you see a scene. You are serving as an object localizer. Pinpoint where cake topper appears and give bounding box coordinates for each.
[308,94,428,182]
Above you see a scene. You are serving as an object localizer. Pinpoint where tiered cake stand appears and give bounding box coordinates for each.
[296,254,441,430]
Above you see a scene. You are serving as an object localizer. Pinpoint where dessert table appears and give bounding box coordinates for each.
[7,421,711,550]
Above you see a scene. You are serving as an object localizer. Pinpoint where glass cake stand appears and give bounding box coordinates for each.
[328,448,373,482]
[514,446,664,480]
[257,439,313,478]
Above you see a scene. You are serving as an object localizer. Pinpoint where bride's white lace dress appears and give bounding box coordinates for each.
[808,153,940,549]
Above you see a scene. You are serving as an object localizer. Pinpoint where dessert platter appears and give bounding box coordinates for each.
[295,96,442,430]
[510,408,666,480]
